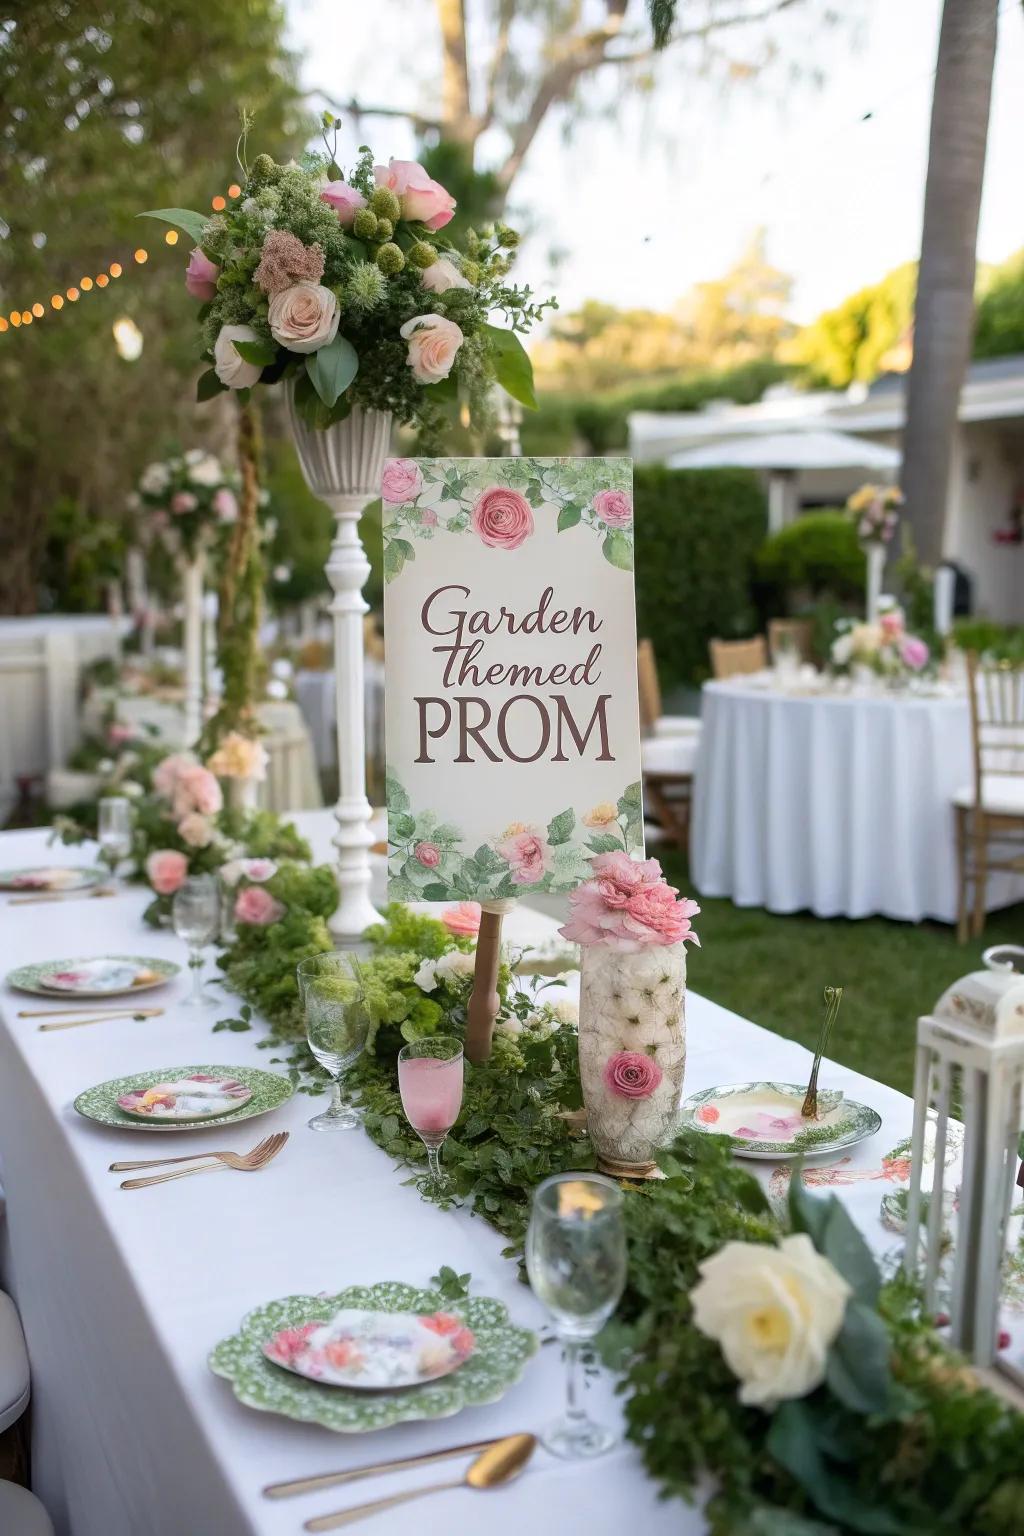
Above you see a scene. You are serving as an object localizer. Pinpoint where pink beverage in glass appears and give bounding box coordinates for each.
[398,1056,463,1141]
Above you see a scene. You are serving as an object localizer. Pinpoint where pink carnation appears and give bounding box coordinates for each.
[495,828,551,886]
[901,636,930,672]
[603,1050,663,1100]
[234,885,285,926]
[414,841,441,868]
[172,764,223,819]
[592,490,632,528]
[442,901,481,937]
[559,852,700,949]
[146,849,188,896]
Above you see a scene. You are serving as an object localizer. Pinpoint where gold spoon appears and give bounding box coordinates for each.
[801,985,843,1119]
[303,1433,536,1532]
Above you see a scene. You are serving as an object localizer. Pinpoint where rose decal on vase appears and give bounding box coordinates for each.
[560,853,699,1177]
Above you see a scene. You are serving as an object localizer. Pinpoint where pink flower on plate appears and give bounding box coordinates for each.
[414,841,441,868]
[442,901,481,937]
[901,636,930,672]
[374,159,455,230]
[381,458,422,504]
[470,486,534,551]
[696,1104,720,1124]
[234,885,285,926]
[603,1051,663,1100]
[170,491,198,515]
[495,827,551,886]
[592,490,632,528]
[264,1322,319,1366]
[320,179,367,226]
[146,849,189,896]
[185,248,220,301]
[420,1312,461,1336]
[559,851,700,948]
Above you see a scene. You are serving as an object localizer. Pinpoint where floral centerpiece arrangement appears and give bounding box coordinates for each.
[830,601,932,681]
[559,852,699,1176]
[143,127,553,437]
[132,449,240,562]
[847,482,903,546]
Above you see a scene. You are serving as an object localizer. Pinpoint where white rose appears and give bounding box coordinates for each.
[120,780,143,799]
[552,999,579,1026]
[399,313,464,384]
[139,461,170,496]
[420,256,472,294]
[184,448,205,466]
[434,950,475,985]
[188,454,223,487]
[690,1234,850,1409]
[268,281,340,354]
[413,958,438,993]
[830,633,854,667]
[214,325,264,389]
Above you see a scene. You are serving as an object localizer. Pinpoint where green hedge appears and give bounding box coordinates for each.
[634,467,767,686]
[754,511,866,609]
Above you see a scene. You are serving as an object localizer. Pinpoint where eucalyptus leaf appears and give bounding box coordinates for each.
[305,333,359,407]
[138,207,209,244]
[826,1300,894,1417]
[482,322,537,409]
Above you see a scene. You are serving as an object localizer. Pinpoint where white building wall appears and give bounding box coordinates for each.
[945,422,1024,622]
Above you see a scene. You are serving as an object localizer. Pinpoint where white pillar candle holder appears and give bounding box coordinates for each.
[181,553,205,748]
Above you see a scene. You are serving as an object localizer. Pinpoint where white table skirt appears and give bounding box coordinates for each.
[0,814,918,1536]
[691,680,1024,923]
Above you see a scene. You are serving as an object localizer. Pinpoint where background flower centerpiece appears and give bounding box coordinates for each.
[830,600,932,685]
[846,482,903,547]
[560,853,699,1177]
[135,449,240,563]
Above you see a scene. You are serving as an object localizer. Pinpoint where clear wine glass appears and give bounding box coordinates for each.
[397,1036,464,1192]
[97,796,133,884]
[296,954,370,1131]
[172,874,220,1007]
[525,1172,627,1460]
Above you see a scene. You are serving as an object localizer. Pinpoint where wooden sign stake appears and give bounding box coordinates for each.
[466,898,516,1063]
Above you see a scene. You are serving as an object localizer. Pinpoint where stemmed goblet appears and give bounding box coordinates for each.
[97,796,133,885]
[397,1036,464,1192]
[525,1172,627,1460]
[172,874,220,1007]
[296,954,370,1131]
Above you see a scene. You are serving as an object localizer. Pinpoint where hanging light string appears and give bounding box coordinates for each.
[0,183,242,336]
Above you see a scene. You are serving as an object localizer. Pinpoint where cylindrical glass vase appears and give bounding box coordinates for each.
[577,942,687,1177]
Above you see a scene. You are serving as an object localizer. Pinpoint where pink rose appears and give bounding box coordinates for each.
[592,490,632,528]
[419,507,438,527]
[901,636,930,672]
[495,828,551,886]
[420,256,472,294]
[623,883,700,945]
[382,459,423,504]
[268,281,340,355]
[153,752,194,798]
[234,885,285,926]
[559,852,701,949]
[177,812,213,848]
[172,764,223,818]
[470,486,534,551]
[442,901,481,937]
[170,491,198,514]
[212,487,238,522]
[603,1050,663,1100]
[146,849,188,896]
[399,313,463,384]
[185,248,220,301]
[880,610,904,641]
[374,159,455,231]
[414,841,441,868]
[320,179,367,226]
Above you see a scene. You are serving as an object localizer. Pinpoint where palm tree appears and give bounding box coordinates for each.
[901,0,999,566]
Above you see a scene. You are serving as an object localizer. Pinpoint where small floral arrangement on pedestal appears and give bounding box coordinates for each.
[830,602,931,680]
[559,853,699,1176]
[846,482,903,546]
[143,126,554,435]
[132,450,240,561]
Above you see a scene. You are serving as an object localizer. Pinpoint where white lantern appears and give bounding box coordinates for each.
[904,946,1024,1383]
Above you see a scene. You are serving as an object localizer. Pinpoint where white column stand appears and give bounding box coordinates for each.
[229,776,260,813]
[181,553,205,748]
[866,542,885,623]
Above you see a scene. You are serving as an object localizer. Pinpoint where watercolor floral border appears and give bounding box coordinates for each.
[381,456,634,583]
[386,775,643,902]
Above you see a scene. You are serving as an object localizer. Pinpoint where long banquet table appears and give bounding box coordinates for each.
[0,812,921,1536]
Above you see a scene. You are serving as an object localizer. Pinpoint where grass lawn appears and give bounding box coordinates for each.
[658,850,1024,1097]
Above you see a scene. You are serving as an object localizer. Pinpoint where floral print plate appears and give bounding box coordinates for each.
[211,1282,537,1433]
[0,866,106,892]
[116,1074,253,1123]
[7,955,180,998]
[681,1081,882,1160]
[264,1308,475,1390]
[74,1064,293,1133]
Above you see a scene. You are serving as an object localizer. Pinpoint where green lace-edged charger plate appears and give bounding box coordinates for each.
[0,865,106,893]
[209,1282,538,1433]
[73,1063,293,1133]
[680,1081,882,1161]
[7,954,180,999]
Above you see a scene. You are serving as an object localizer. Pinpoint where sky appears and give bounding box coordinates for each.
[285,0,1024,323]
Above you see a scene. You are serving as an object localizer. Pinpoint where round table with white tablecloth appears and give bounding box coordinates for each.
[690,678,1024,923]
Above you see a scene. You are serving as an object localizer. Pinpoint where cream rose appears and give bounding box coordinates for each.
[399,313,463,384]
[420,256,472,294]
[214,325,264,390]
[690,1234,850,1408]
[268,281,340,355]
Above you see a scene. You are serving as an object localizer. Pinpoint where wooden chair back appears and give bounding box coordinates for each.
[637,639,662,732]
[768,618,814,664]
[967,652,1024,805]
[709,636,768,681]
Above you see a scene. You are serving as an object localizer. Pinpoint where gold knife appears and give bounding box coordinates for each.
[263,1438,499,1499]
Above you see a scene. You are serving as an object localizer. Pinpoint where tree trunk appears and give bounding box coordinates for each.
[435,0,474,143]
[901,0,998,566]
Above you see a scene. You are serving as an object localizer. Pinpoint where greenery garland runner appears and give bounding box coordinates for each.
[211,887,1024,1534]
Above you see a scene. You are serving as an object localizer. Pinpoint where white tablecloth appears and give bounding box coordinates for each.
[691,680,1024,923]
[294,662,385,777]
[0,813,918,1536]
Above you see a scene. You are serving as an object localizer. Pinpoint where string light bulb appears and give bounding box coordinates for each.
[96,273,109,288]
[109,262,122,278]
[80,277,93,291]
[133,248,148,264]
[22,312,32,326]
[51,295,63,310]
[31,302,44,318]
[67,287,79,302]
[0,318,7,332]
[164,230,178,246]
[10,313,22,327]
[112,315,143,361]
[211,195,226,211]
[227,183,241,198]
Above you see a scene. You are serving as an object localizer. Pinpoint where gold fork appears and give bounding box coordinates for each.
[111,1132,286,1173]
[39,1009,163,1032]
[119,1131,289,1190]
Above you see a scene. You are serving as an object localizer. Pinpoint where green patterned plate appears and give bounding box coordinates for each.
[73,1063,293,1133]
[7,954,180,999]
[680,1081,882,1160]
[0,866,106,893]
[209,1282,538,1433]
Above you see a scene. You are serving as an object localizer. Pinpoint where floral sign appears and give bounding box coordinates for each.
[383,457,644,903]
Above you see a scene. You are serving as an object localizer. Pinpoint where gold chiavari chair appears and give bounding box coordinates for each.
[709,635,768,680]
[636,639,701,852]
[953,653,1024,942]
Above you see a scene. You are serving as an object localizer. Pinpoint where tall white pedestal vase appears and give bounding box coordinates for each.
[180,553,205,748]
[285,386,390,941]
[578,942,688,1177]
[866,542,886,623]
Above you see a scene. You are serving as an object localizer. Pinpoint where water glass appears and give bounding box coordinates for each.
[172,874,220,1007]
[397,1036,464,1191]
[296,954,370,1131]
[97,796,133,882]
[525,1172,627,1459]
